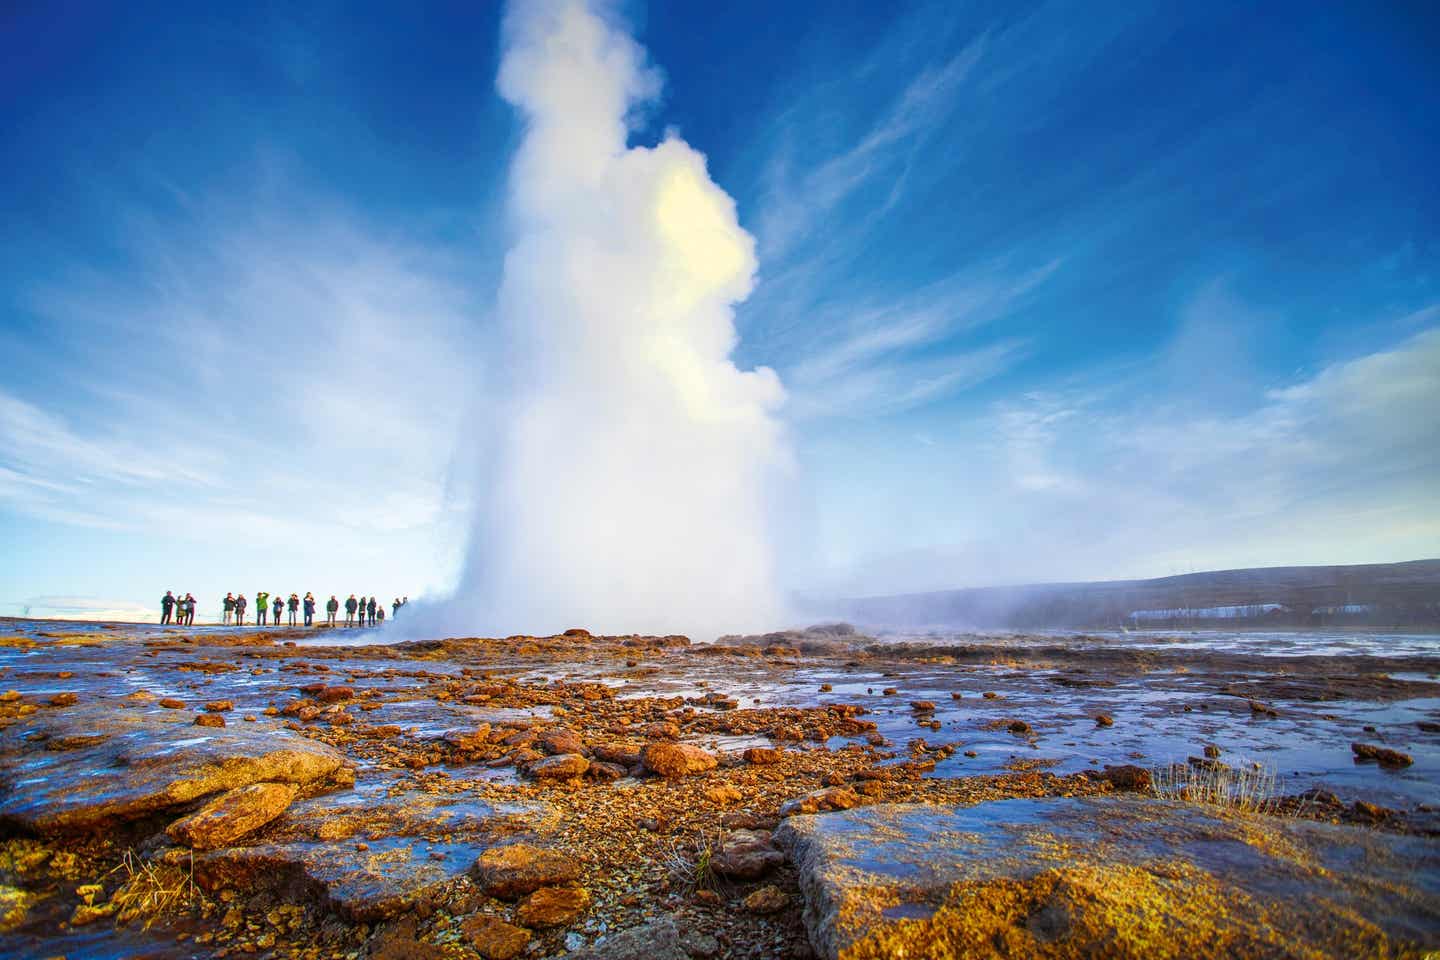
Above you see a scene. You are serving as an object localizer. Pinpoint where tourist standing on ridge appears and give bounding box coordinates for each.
[345,594,357,627]
[288,593,299,626]
[223,593,235,625]
[327,595,339,626]
[392,597,401,619]
[376,605,385,625]
[256,591,269,626]
[366,596,377,627]
[303,593,315,627]
[184,594,196,626]
[272,594,283,625]
[235,592,247,626]
[161,591,175,625]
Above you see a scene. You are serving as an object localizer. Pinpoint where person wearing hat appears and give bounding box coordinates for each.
[256,591,269,626]
[272,593,283,625]
[287,592,300,626]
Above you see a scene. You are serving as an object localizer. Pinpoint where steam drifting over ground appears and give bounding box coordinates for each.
[421,0,792,639]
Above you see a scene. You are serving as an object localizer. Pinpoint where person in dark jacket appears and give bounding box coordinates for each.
[366,596,377,627]
[223,593,235,625]
[287,593,299,626]
[272,594,283,625]
[303,593,315,627]
[392,597,401,619]
[345,594,358,627]
[235,592,247,626]
[184,593,196,626]
[327,595,339,626]
[161,591,175,625]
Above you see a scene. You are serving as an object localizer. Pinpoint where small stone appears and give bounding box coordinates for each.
[1095,714,1114,727]
[158,698,185,709]
[644,722,681,740]
[195,713,226,728]
[704,784,743,806]
[1007,720,1032,735]
[712,830,783,880]
[982,692,1000,700]
[780,787,861,817]
[1098,764,1151,792]
[317,686,355,703]
[743,747,782,765]
[818,684,832,693]
[909,701,936,713]
[742,884,788,914]
[1351,742,1413,768]
[48,693,79,707]
[516,885,591,927]
[205,700,233,712]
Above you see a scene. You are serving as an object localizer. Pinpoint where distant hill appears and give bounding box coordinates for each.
[841,559,1440,630]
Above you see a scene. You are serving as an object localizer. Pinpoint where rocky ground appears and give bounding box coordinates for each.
[0,620,1437,958]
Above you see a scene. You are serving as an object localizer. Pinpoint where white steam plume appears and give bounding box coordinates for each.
[443,0,792,638]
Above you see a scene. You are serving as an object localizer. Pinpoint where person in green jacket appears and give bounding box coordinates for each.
[256,591,269,626]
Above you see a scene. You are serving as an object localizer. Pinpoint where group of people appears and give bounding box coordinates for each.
[160,591,196,625]
[160,592,410,627]
[343,594,406,627]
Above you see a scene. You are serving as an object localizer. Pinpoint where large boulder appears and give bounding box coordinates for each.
[776,797,1440,960]
[639,742,717,778]
[0,704,343,835]
[471,843,581,899]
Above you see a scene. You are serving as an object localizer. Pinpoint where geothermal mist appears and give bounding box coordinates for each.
[442,0,792,638]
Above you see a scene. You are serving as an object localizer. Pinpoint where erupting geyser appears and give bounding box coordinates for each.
[448,0,792,637]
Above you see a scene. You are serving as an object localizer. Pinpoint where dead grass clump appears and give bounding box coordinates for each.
[1149,758,1280,814]
[106,849,198,929]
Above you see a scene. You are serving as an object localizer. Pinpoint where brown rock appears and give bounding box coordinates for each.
[165,782,298,850]
[195,713,226,728]
[640,742,717,778]
[471,844,581,899]
[1099,764,1152,792]
[443,724,493,752]
[643,722,681,740]
[1203,744,1222,759]
[742,884,788,914]
[585,761,628,782]
[909,701,936,713]
[462,915,531,960]
[317,686,355,703]
[539,728,587,756]
[1095,714,1114,727]
[779,787,861,817]
[1351,742,1413,768]
[704,784,743,806]
[744,747,783,765]
[158,698,186,709]
[590,743,641,766]
[1007,720,1032,735]
[204,700,233,712]
[525,753,590,781]
[515,885,591,927]
[712,829,783,880]
[48,693,79,707]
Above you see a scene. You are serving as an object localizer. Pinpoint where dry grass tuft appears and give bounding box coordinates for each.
[106,849,198,929]
[1150,758,1281,814]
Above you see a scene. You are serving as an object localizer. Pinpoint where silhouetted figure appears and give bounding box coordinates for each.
[392,597,401,619]
[303,593,315,627]
[367,596,377,627]
[235,592,247,626]
[345,595,358,627]
[184,594,196,626]
[256,592,269,626]
[288,593,299,626]
[223,593,235,625]
[161,591,175,625]
[327,595,339,626]
[272,594,283,625]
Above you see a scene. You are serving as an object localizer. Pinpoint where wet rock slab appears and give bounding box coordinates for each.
[189,835,480,921]
[776,797,1440,959]
[0,705,343,834]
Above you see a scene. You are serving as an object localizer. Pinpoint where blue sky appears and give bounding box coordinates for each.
[2,0,1437,620]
